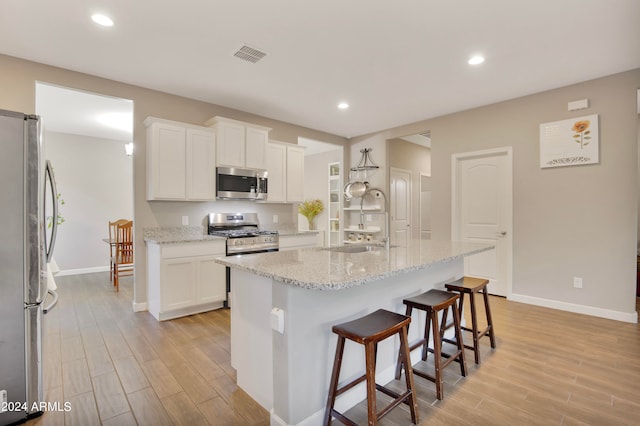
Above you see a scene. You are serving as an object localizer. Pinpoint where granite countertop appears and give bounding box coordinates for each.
[215,240,494,290]
[143,225,317,244]
[143,226,224,244]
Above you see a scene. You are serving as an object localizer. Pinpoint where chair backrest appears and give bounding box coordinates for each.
[109,219,129,243]
[115,221,134,264]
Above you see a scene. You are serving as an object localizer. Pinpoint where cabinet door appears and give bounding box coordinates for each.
[266,143,286,202]
[196,255,227,304]
[147,123,186,200]
[245,127,268,169]
[286,146,305,202]
[161,258,197,311]
[186,128,216,200]
[216,121,245,167]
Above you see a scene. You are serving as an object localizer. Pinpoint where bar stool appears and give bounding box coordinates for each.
[324,309,419,426]
[443,276,496,364]
[394,289,467,400]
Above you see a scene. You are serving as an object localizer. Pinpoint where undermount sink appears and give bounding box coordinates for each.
[324,245,384,253]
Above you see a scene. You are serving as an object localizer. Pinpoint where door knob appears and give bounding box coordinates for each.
[497,231,507,237]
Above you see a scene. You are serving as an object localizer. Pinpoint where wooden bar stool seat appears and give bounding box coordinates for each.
[394,289,467,400]
[444,276,496,364]
[324,309,419,426]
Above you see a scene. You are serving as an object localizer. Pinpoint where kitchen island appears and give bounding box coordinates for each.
[215,240,494,426]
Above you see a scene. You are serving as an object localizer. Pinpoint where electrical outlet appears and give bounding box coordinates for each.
[273,215,279,223]
[181,216,189,226]
[0,389,7,412]
[573,277,583,288]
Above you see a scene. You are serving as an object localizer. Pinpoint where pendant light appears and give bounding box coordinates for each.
[350,148,379,181]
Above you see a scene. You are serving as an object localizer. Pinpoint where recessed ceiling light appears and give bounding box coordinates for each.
[468,55,485,65]
[91,14,114,27]
[337,102,349,110]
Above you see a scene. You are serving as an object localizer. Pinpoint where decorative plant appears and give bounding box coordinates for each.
[298,199,324,230]
[572,120,591,149]
[46,193,65,229]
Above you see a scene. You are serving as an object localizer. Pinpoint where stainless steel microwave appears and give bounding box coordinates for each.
[216,166,268,200]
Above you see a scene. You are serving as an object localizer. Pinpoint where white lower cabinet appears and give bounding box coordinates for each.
[147,241,226,321]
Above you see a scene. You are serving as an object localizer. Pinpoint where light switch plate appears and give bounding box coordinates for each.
[270,308,285,334]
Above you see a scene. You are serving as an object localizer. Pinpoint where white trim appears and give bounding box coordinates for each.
[56,266,110,276]
[510,293,638,324]
[132,301,148,312]
[451,146,513,298]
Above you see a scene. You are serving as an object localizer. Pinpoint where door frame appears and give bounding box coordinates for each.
[452,146,513,298]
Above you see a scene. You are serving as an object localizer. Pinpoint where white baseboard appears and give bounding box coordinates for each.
[56,266,110,276]
[132,302,148,312]
[509,293,638,323]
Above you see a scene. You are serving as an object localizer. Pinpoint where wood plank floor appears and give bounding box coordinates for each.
[28,273,640,425]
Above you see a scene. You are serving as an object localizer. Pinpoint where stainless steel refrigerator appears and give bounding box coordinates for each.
[0,109,59,425]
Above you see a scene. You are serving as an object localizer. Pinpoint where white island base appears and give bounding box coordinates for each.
[230,258,465,426]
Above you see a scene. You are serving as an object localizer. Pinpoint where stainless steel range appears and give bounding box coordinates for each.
[207,212,278,255]
[208,213,278,308]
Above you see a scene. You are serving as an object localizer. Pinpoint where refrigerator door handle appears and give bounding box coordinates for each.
[45,160,59,263]
[43,289,58,314]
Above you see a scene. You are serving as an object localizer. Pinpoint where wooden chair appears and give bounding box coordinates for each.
[108,219,129,281]
[111,220,133,291]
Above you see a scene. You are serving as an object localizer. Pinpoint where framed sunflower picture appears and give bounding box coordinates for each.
[539,114,599,168]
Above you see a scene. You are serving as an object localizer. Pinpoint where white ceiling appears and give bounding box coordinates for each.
[2,1,639,139]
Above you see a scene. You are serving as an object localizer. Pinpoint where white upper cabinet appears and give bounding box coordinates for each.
[265,141,305,203]
[186,128,217,200]
[145,117,216,201]
[206,116,270,169]
[286,145,305,203]
[266,143,287,202]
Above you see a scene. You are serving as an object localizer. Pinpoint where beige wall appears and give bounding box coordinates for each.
[0,54,348,307]
[354,69,640,318]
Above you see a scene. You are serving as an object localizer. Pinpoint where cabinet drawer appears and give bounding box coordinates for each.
[161,241,225,258]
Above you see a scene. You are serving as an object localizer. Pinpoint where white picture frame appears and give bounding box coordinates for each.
[540,114,599,168]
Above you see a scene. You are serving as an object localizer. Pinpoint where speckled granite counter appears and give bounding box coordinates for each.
[143,225,315,244]
[216,239,493,290]
[143,226,223,244]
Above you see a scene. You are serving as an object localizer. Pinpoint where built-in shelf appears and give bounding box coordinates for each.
[343,205,381,211]
[344,226,380,234]
[343,240,382,245]
[328,162,342,246]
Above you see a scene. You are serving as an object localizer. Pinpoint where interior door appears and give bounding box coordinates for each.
[453,148,512,297]
[390,168,411,247]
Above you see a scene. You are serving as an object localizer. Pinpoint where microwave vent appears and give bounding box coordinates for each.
[233,45,267,63]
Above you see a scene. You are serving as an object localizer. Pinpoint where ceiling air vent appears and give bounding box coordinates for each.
[233,45,267,63]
